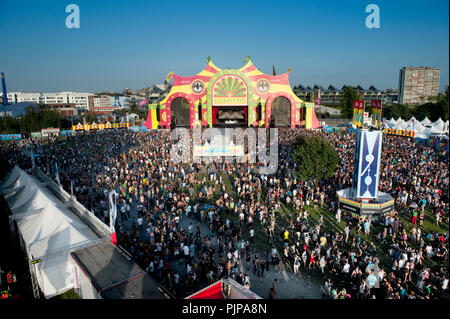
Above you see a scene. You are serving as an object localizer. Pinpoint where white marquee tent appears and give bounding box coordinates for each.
[423,125,442,135]
[421,117,432,126]
[431,118,445,133]
[1,166,106,298]
[384,116,447,136]
[405,119,425,133]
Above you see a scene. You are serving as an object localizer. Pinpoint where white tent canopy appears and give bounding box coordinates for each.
[1,166,102,298]
[431,119,445,133]
[396,121,407,130]
[421,117,432,126]
[405,119,425,133]
[423,126,442,134]
[407,116,417,124]
[383,116,448,135]
[432,117,444,126]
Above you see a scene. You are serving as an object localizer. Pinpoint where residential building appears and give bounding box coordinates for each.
[0,92,93,111]
[123,88,133,95]
[398,66,440,104]
[293,85,398,107]
[45,103,78,116]
[136,83,170,103]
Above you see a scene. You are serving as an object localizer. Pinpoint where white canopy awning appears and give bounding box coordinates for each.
[1,166,102,298]
[423,126,443,134]
[421,117,432,126]
[431,119,445,133]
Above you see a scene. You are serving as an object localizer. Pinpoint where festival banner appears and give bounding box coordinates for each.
[352,100,359,126]
[129,126,148,132]
[353,100,364,127]
[383,128,415,138]
[60,130,73,136]
[73,123,84,131]
[0,134,22,140]
[31,132,43,138]
[371,100,378,127]
[358,100,365,127]
[113,122,129,129]
[377,100,383,129]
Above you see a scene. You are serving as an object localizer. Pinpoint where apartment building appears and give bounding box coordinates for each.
[398,67,440,104]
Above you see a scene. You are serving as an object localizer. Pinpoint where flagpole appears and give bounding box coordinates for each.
[30,145,35,174]
[55,162,61,187]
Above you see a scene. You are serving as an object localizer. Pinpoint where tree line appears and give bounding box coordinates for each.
[0,106,72,135]
[338,86,449,121]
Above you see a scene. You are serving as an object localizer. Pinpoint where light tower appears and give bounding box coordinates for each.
[1,72,8,105]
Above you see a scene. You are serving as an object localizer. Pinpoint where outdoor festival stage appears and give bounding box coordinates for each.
[144,57,321,130]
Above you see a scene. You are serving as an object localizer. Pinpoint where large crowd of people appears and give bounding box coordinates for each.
[0,127,448,299]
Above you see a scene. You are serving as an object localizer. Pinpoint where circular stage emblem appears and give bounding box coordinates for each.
[256,79,270,93]
[191,80,205,95]
[365,154,374,162]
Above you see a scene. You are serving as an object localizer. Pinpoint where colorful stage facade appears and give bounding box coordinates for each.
[144,58,320,129]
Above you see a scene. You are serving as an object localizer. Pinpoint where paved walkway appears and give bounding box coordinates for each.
[110,197,323,298]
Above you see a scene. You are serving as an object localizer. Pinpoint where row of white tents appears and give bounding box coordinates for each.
[0,166,110,298]
[385,117,449,136]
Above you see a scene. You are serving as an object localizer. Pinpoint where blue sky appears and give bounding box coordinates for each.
[0,0,448,93]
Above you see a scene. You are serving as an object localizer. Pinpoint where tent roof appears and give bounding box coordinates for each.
[423,126,442,134]
[431,120,445,132]
[421,117,432,126]
[432,118,444,125]
[18,201,98,258]
[1,166,103,298]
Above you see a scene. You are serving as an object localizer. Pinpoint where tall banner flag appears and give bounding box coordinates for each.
[377,100,383,129]
[165,71,174,84]
[358,100,365,127]
[352,100,360,126]
[371,100,382,128]
[109,190,118,245]
[353,130,383,199]
[353,100,365,127]
[371,100,377,127]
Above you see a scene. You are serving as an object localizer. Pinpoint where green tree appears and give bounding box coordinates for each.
[340,87,360,119]
[129,102,138,114]
[415,87,450,121]
[293,136,339,181]
[41,108,61,128]
[384,103,411,119]
[85,113,98,123]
